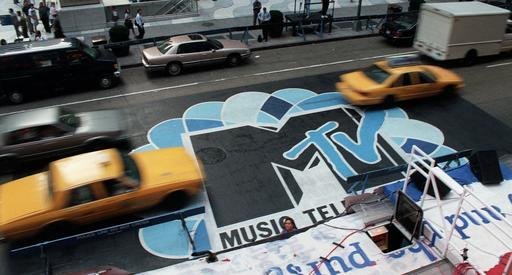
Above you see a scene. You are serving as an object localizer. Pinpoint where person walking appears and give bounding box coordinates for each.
[22,0,34,34]
[28,3,39,34]
[52,13,65,38]
[257,7,271,42]
[17,11,29,38]
[252,0,261,26]
[39,2,51,33]
[124,8,136,38]
[111,7,119,24]
[9,8,22,38]
[134,9,145,39]
[49,2,57,25]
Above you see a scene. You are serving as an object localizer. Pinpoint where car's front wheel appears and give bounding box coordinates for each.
[162,190,189,211]
[0,154,19,174]
[84,138,113,151]
[40,221,77,240]
[463,50,477,66]
[226,54,242,67]
[167,62,182,76]
[383,95,395,107]
[98,74,114,89]
[441,85,457,98]
[7,90,24,104]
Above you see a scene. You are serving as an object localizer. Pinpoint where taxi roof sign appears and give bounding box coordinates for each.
[386,54,421,67]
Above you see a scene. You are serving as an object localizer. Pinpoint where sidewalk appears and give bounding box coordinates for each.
[106,2,409,68]
[1,0,410,63]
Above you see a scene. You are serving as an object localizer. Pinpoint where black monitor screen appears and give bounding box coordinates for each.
[395,191,423,239]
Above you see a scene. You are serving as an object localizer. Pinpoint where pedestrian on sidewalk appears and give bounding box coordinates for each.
[22,0,34,34]
[17,11,29,38]
[111,7,119,24]
[258,7,271,42]
[39,2,51,33]
[9,8,22,38]
[49,2,57,25]
[28,4,39,33]
[124,8,136,38]
[135,9,145,39]
[252,0,261,26]
[321,0,329,18]
[52,13,65,38]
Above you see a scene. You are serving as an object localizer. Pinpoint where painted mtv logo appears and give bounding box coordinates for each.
[138,89,459,253]
[189,106,406,229]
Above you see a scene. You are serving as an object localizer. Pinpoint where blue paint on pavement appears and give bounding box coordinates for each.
[261,96,293,120]
[186,119,224,132]
[257,111,281,124]
[272,88,317,105]
[331,110,386,164]
[149,118,186,148]
[401,138,439,155]
[298,92,348,110]
[184,102,224,121]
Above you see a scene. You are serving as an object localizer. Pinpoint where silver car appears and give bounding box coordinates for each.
[0,107,129,172]
[142,33,251,75]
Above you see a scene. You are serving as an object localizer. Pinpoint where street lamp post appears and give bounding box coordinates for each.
[353,0,363,31]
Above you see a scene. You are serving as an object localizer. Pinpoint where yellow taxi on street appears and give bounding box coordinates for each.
[0,147,203,240]
[336,55,465,105]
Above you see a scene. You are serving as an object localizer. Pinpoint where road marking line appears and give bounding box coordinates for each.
[0,50,419,116]
[486,62,512,68]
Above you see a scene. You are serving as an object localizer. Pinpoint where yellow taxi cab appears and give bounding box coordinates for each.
[0,147,203,240]
[336,55,465,105]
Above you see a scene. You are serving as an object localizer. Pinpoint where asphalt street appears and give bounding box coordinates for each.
[2,37,512,274]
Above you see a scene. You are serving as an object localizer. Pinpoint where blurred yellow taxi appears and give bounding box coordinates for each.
[0,147,203,240]
[336,55,464,105]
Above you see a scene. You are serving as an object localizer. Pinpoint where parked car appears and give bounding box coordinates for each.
[0,38,121,104]
[379,12,418,44]
[0,147,204,240]
[335,55,464,105]
[142,33,251,76]
[0,107,129,173]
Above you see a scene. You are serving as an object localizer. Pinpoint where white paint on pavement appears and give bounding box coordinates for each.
[486,62,512,68]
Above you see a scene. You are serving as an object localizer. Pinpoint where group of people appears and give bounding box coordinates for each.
[252,0,271,42]
[112,7,145,39]
[8,0,64,41]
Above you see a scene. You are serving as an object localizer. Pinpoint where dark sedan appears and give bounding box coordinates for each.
[379,13,418,44]
[0,107,129,173]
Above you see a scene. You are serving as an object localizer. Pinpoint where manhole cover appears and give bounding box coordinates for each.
[196,147,226,165]
[202,22,214,27]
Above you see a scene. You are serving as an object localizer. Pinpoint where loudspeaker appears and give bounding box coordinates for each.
[469,150,503,185]
[409,171,451,198]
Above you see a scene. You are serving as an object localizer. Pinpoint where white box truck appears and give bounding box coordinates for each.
[414,2,512,65]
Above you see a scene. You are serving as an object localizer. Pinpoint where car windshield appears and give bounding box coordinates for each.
[59,108,80,129]
[208,38,223,49]
[363,65,391,84]
[122,154,141,184]
[157,41,173,54]
[395,14,417,29]
[81,42,98,59]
